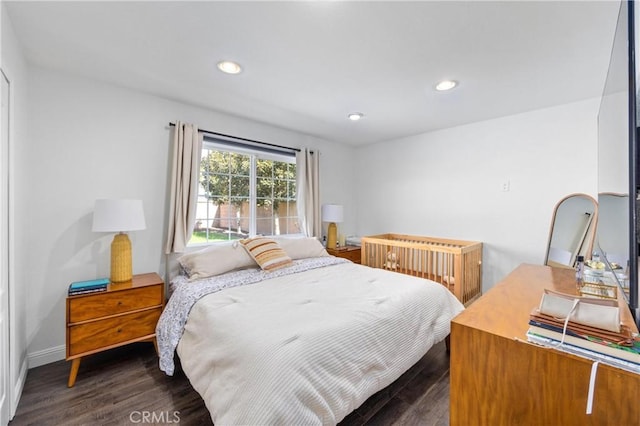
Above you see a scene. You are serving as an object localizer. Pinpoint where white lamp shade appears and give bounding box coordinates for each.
[92,199,146,232]
[322,204,344,223]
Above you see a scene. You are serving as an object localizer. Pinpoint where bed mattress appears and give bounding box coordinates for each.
[159,258,464,425]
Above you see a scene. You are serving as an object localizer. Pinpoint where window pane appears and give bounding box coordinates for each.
[273,161,288,179]
[257,203,273,216]
[286,162,296,179]
[192,200,210,244]
[257,159,273,177]
[274,179,288,198]
[210,196,226,205]
[213,202,240,241]
[256,217,273,236]
[208,151,229,173]
[229,152,250,175]
[200,150,211,174]
[235,200,250,237]
[257,177,274,200]
[280,200,296,216]
[290,180,296,198]
[231,176,250,197]
[204,175,229,198]
[276,200,299,235]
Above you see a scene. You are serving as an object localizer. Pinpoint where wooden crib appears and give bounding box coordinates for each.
[361,234,483,306]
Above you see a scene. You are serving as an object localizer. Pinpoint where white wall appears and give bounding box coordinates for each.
[2,2,28,417]
[23,66,356,365]
[355,99,600,290]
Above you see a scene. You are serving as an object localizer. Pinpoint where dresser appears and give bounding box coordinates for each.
[326,245,361,264]
[65,272,164,387]
[450,263,640,425]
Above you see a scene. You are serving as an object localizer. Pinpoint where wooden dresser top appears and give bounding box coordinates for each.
[452,263,638,340]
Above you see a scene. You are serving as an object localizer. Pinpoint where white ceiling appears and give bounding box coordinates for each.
[5,1,621,146]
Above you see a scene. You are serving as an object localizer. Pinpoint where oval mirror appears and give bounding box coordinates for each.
[544,193,598,269]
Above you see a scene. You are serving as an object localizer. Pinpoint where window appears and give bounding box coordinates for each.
[190,139,299,244]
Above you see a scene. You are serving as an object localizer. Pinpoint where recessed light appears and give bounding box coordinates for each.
[348,112,364,121]
[435,80,457,91]
[217,61,242,75]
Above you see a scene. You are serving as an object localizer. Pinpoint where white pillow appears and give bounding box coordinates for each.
[275,236,329,260]
[178,242,257,280]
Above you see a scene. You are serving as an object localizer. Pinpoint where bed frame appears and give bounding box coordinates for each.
[360,234,483,306]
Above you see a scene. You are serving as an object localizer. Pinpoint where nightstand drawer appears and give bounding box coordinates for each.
[68,307,161,356]
[68,285,162,322]
[340,249,361,263]
[327,246,361,264]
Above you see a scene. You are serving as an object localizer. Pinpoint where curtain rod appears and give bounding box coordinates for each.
[169,122,300,153]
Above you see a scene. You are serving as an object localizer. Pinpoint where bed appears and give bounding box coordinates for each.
[156,237,464,425]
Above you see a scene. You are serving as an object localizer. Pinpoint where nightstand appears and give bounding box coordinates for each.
[65,272,164,387]
[326,245,361,264]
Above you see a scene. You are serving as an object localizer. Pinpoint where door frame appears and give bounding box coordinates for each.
[1,63,22,422]
[0,65,10,426]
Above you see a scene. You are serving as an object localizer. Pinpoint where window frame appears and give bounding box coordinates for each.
[190,138,298,246]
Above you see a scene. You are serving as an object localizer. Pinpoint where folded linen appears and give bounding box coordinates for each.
[538,289,620,333]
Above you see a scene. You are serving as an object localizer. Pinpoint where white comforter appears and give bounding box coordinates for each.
[174,260,464,425]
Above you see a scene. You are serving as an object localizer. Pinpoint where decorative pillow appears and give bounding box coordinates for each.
[239,237,293,271]
[177,242,257,280]
[275,237,329,260]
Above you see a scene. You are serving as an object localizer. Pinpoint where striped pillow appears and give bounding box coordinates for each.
[239,237,293,271]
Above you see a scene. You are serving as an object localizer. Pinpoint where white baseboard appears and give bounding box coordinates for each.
[27,345,65,369]
[10,357,27,418]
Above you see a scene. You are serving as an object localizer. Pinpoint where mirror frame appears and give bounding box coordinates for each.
[544,193,599,269]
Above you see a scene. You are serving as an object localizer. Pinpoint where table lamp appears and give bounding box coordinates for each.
[92,199,146,282]
[322,204,343,249]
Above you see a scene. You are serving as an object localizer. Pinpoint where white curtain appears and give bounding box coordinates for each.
[296,149,321,237]
[165,121,202,253]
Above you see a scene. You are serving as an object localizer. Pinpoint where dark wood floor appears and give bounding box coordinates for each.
[10,341,450,426]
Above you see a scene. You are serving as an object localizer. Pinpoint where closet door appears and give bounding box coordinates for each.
[0,69,10,425]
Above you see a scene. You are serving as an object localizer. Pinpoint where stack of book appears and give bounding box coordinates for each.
[527,291,640,374]
[68,278,110,295]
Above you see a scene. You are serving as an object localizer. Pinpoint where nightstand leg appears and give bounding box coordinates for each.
[68,358,81,388]
[153,337,159,356]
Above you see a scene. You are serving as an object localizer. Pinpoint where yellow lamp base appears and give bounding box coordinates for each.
[111,233,133,282]
[327,222,337,249]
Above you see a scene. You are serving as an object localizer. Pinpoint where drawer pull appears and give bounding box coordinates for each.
[117,301,123,306]
[117,328,122,333]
